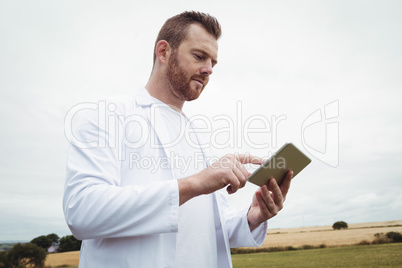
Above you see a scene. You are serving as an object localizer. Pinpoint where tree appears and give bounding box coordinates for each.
[332,221,348,230]
[58,235,82,252]
[1,243,46,268]
[386,231,402,242]
[0,251,8,268]
[30,236,52,250]
[45,233,60,245]
[30,233,60,250]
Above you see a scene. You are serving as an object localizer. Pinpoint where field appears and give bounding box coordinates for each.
[232,243,402,268]
[44,220,402,267]
[260,219,402,248]
[45,251,80,267]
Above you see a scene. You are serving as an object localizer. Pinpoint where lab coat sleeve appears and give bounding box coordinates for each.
[63,104,179,240]
[217,190,268,248]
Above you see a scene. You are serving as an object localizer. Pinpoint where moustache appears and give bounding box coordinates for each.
[191,75,208,85]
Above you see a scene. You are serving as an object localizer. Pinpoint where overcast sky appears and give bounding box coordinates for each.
[1,0,401,242]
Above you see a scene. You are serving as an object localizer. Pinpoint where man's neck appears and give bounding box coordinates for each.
[145,73,185,112]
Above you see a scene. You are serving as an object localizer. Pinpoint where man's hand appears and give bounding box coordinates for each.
[178,154,263,205]
[247,170,293,231]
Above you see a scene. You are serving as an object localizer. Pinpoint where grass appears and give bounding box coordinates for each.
[232,243,402,268]
[44,243,402,268]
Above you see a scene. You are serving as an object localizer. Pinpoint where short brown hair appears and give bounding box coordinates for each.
[153,11,222,64]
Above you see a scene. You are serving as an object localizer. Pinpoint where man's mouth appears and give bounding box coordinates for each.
[193,79,204,86]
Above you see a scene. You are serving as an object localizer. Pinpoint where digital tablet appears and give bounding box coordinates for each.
[248,143,311,187]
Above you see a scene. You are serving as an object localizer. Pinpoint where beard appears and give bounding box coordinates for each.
[166,51,207,101]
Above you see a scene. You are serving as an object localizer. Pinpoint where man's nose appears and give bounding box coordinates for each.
[200,61,213,76]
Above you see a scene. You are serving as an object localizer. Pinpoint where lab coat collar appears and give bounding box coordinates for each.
[134,87,155,107]
[134,88,184,116]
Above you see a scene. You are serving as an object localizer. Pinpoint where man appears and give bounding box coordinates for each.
[63,11,292,267]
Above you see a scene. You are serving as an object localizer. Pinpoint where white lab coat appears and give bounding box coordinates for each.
[63,88,268,268]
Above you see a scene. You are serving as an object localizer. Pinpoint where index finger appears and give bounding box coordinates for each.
[234,154,265,165]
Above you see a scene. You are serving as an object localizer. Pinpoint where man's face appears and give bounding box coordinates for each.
[166,23,218,101]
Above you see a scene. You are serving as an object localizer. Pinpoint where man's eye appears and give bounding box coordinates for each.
[194,54,203,60]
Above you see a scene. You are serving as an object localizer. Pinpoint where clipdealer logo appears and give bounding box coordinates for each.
[64,100,288,152]
[64,99,340,169]
[301,100,339,167]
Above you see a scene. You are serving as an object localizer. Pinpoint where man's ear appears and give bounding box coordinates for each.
[155,40,171,65]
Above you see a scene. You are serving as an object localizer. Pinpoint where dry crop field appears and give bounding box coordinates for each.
[45,220,402,267]
[45,251,80,267]
[261,220,402,248]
